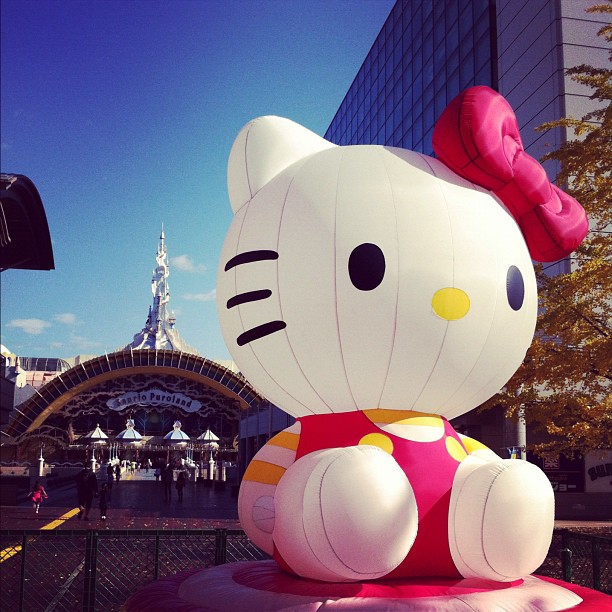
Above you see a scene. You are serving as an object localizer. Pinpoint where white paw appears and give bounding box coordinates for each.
[252,495,275,533]
[274,445,417,582]
[238,483,276,555]
[449,458,554,581]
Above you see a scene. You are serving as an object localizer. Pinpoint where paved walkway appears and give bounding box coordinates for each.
[1,471,240,531]
[1,470,610,536]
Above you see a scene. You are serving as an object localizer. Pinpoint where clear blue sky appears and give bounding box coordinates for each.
[1,0,394,361]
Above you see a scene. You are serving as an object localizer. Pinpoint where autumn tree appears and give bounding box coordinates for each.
[482,3,612,457]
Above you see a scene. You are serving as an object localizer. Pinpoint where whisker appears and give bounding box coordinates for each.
[224,250,279,271]
[237,321,287,346]
[227,289,272,309]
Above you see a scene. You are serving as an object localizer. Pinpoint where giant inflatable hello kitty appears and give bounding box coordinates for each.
[217,86,588,585]
[125,88,604,610]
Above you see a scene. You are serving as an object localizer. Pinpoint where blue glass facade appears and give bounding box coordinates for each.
[325,0,497,154]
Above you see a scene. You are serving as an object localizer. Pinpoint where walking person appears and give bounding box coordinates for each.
[106,463,114,499]
[114,463,121,484]
[99,482,110,521]
[28,480,48,514]
[162,463,173,501]
[76,466,98,520]
[176,470,186,501]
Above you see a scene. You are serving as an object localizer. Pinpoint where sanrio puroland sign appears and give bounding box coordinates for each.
[106,388,201,412]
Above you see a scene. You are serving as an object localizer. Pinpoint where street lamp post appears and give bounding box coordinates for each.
[38,445,45,477]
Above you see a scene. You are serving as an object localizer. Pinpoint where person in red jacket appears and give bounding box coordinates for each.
[28,480,48,514]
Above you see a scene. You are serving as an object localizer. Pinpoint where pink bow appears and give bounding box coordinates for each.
[432,86,588,262]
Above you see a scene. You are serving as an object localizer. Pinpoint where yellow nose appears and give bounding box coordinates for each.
[432,288,470,320]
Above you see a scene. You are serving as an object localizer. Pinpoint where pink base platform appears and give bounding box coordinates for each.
[124,560,611,611]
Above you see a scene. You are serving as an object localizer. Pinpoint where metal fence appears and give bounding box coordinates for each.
[536,529,612,594]
[1,528,610,611]
[0,529,268,611]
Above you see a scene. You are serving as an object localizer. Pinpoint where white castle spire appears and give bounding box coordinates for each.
[121,227,199,354]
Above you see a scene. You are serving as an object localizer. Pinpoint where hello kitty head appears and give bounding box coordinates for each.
[217,87,587,421]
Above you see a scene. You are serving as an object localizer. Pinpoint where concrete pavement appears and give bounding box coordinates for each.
[1,469,240,531]
[1,469,610,535]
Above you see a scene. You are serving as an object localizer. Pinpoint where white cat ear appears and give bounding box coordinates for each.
[227,116,336,213]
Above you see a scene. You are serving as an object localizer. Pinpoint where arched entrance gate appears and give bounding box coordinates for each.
[5,349,266,465]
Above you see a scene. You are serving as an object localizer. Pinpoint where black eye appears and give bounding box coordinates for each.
[506,265,524,311]
[348,243,385,291]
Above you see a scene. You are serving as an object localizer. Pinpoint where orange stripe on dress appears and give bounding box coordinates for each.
[267,431,300,451]
[243,460,286,485]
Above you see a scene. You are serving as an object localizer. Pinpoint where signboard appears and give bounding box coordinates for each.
[584,450,612,493]
[543,457,560,470]
[529,453,585,493]
[106,388,202,413]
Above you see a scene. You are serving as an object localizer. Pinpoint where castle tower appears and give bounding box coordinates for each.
[121,227,200,354]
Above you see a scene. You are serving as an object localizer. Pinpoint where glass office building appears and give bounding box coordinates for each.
[325,0,607,165]
[325,0,496,154]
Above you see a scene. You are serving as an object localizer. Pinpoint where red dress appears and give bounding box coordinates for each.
[274,411,467,578]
